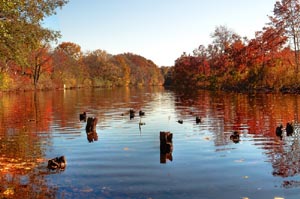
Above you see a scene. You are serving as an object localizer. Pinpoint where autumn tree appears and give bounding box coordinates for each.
[173,53,210,89]
[82,52,163,87]
[210,25,241,55]
[160,66,174,86]
[119,53,164,86]
[83,49,123,87]
[52,42,88,88]
[244,26,287,89]
[28,45,53,87]
[0,0,68,71]
[110,54,131,86]
[83,49,112,78]
[270,0,300,74]
[209,26,241,76]
[56,42,83,61]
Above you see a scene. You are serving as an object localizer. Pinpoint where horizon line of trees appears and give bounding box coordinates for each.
[0,40,165,90]
[2,0,300,93]
[0,0,164,91]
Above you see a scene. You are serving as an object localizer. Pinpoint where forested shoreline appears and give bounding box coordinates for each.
[2,0,300,93]
[167,0,300,94]
[0,42,165,91]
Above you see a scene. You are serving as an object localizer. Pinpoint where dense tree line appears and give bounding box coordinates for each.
[52,43,164,88]
[0,0,163,91]
[168,0,300,92]
[2,0,300,93]
[0,40,164,90]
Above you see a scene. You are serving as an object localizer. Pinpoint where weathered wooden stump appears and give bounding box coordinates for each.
[196,116,201,124]
[160,131,173,163]
[286,122,294,136]
[230,131,240,143]
[160,153,173,164]
[139,110,145,116]
[177,120,183,124]
[86,117,98,132]
[48,156,67,170]
[87,131,98,142]
[86,117,98,142]
[129,109,135,119]
[276,124,283,138]
[79,112,87,122]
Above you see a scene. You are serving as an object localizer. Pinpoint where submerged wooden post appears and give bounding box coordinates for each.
[129,109,135,119]
[79,112,87,122]
[160,131,173,163]
[86,117,98,132]
[87,131,98,142]
[85,117,98,143]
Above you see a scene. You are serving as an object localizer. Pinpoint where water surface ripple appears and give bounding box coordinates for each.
[0,88,300,199]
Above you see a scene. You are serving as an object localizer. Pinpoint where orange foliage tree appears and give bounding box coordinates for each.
[270,0,300,75]
[171,22,291,91]
[169,0,300,92]
[28,45,53,88]
[52,42,88,88]
[173,53,209,89]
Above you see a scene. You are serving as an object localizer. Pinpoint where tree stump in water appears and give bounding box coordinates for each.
[86,117,98,142]
[48,156,67,170]
[160,131,173,163]
[86,117,98,132]
[79,112,87,122]
[129,109,135,119]
[87,131,98,142]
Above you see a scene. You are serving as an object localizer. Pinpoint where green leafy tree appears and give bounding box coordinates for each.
[0,0,68,72]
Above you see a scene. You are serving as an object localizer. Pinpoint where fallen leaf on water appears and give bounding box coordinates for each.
[243,176,249,179]
[274,197,284,199]
[36,158,46,163]
[242,197,249,199]
[3,188,14,196]
[203,136,211,141]
[123,147,129,151]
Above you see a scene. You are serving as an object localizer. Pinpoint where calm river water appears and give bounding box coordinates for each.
[1,87,300,199]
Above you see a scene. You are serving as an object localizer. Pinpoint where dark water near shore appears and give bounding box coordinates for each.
[1,87,300,199]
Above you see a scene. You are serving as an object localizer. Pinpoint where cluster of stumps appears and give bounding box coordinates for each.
[276,122,295,138]
[47,110,211,169]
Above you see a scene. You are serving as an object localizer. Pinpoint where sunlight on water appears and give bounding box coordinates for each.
[1,88,300,199]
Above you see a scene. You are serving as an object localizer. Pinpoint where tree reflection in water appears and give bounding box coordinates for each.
[0,129,58,198]
[269,131,300,188]
[2,88,300,198]
[173,89,300,188]
[0,92,58,198]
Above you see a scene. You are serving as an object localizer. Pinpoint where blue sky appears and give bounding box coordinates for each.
[43,0,277,66]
